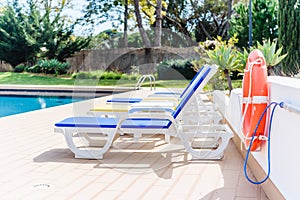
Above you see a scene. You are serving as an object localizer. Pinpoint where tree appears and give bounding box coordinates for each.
[163,0,191,38]
[0,1,40,67]
[133,0,151,47]
[193,0,229,41]
[0,0,90,67]
[37,0,90,61]
[83,0,166,48]
[278,0,300,75]
[143,0,165,47]
[154,0,162,46]
[230,0,278,49]
[83,0,131,47]
[163,0,232,42]
[127,0,166,48]
[124,0,128,47]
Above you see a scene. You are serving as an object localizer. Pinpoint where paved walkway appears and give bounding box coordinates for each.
[0,89,269,199]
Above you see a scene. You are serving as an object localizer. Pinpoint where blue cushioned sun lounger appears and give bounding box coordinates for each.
[106,98,142,103]
[54,65,233,160]
[106,66,205,104]
[55,117,171,129]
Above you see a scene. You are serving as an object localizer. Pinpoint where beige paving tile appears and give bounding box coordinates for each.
[164,193,190,200]
[189,191,213,200]
[223,156,244,171]
[45,194,69,200]
[210,188,236,200]
[104,173,139,191]
[60,175,99,198]
[188,165,223,199]
[236,170,259,198]
[116,178,155,199]
[220,169,240,189]
[167,174,200,196]
[69,182,108,200]
[94,169,124,184]
[259,187,270,200]
[141,185,171,199]
[92,190,121,200]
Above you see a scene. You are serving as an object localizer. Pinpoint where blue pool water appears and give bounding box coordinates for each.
[0,95,86,118]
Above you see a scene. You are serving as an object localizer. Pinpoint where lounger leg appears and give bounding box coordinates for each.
[80,133,106,147]
[62,129,118,159]
[179,125,233,160]
[165,134,170,143]
[134,133,142,143]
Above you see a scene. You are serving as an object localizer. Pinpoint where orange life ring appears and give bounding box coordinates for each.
[242,49,268,151]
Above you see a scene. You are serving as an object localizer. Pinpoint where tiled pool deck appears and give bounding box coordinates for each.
[0,88,269,199]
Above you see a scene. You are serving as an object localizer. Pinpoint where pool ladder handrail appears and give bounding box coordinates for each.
[135,74,156,90]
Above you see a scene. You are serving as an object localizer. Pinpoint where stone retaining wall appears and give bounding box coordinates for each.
[67,47,200,74]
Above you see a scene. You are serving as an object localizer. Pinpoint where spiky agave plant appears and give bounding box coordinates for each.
[255,39,287,75]
[206,35,244,93]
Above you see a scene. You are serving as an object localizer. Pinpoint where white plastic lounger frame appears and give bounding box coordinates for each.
[54,65,233,160]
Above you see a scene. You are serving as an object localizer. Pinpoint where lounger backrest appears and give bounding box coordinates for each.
[179,66,204,98]
[171,65,215,119]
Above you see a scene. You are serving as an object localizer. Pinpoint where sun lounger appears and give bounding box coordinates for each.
[54,65,233,160]
[106,66,205,104]
[90,65,221,121]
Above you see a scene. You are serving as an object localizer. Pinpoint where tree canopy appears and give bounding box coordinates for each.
[0,0,90,67]
[83,0,234,47]
[278,0,300,75]
[230,0,278,49]
[0,2,40,67]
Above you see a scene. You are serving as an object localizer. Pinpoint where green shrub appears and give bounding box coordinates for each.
[72,70,139,81]
[26,59,70,75]
[75,72,98,79]
[14,65,27,73]
[129,74,139,80]
[122,74,129,80]
[76,72,88,79]
[114,73,122,80]
[103,71,114,80]
[157,59,197,80]
[91,75,98,79]
[25,64,42,73]
[100,71,123,80]
[71,73,78,79]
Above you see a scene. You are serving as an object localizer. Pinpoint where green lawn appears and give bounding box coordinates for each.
[0,72,190,88]
[0,72,242,90]
[0,72,75,85]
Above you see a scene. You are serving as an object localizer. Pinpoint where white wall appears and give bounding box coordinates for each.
[217,76,300,200]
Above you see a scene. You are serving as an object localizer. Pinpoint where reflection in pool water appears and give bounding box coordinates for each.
[0,95,87,117]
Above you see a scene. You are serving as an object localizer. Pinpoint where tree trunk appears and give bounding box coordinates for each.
[154,0,162,47]
[224,0,233,39]
[134,0,151,48]
[199,21,212,40]
[123,0,128,48]
[224,69,233,93]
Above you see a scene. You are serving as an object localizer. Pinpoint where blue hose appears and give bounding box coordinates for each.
[243,101,284,184]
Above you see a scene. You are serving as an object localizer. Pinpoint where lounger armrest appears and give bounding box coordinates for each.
[117,113,181,129]
[119,112,173,120]
[128,107,174,114]
[142,97,179,103]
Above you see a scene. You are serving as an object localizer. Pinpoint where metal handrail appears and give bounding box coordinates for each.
[135,74,156,90]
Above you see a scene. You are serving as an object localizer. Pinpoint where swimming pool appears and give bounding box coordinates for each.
[0,95,87,118]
